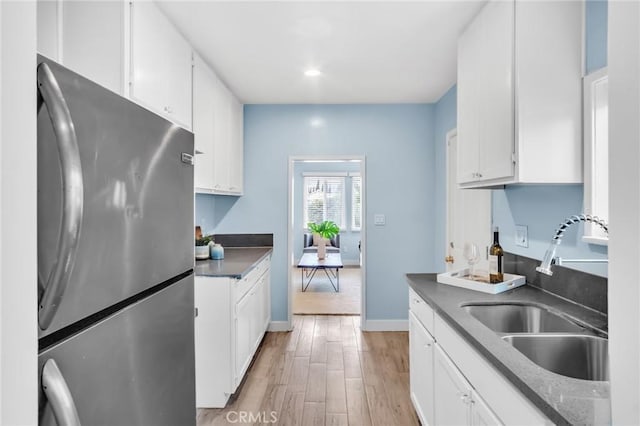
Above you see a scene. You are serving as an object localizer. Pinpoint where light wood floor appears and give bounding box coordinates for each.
[197,315,418,426]
[293,267,361,315]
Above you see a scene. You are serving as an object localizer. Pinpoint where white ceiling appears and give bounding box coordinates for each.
[157,1,487,104]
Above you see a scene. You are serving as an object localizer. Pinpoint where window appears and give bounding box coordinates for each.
[303,176,345,229]
[583,68,608,245]
[351,175,362,231]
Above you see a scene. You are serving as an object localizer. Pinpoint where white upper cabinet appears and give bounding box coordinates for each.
[37,1,127,96]
[37,0,193,130]
[37,0,59,61]
[193,54,244,195]
[130,0,193,130]
[193,54,217,191]
[457,0,582,188]
[228,95,244,195]
[457,0,514,184]
[211,77,231,192]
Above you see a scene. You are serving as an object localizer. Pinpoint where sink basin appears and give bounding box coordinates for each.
[462,302,585,333]
[502,334,609,381]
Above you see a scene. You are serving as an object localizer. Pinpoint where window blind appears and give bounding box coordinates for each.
[351,176,362,231]
[304,176,345,228]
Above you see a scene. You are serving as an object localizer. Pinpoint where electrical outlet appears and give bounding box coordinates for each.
[374,214,385,226]
[515,225,528,247]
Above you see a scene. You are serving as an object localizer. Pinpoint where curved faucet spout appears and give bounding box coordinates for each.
[536,214,608,276]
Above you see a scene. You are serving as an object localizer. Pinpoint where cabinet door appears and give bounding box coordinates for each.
[212,77,231,191]
[457,7,481,184]
[471,390,503,426]
[261,269,271,330]
[434,344,472,426]
[235,289,253,381]
[476,0,514,182]
[62,1,126,95]
[457,0,515,184]
[37,0,126,95]
[228,95,244,194]
[130,0,192,129]
[409,312,435,426]
[37,0,59,60]
[193,54,216,191]
[252,276,265,349]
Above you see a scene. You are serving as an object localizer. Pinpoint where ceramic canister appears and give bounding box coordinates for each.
[210,243,224,260]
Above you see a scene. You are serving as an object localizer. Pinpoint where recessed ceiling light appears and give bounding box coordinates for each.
[304,69,322,77]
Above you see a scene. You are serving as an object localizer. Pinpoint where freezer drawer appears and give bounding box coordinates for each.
[38,275,195,426]
[37,55,194,337]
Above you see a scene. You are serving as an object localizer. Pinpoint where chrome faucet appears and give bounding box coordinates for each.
[536,214,608,276]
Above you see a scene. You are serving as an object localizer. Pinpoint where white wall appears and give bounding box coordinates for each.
[0,1,38,424]
[609,1,640,423]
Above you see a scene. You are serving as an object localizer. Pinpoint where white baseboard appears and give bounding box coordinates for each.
[363,319,408,331]
[268,321,291,332]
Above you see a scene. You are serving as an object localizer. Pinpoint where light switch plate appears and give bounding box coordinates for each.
[374,214,386,226]
[515,225,528,247]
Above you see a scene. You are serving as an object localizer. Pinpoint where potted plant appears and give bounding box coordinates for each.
[195,235,213,260]
[307,220,340,260]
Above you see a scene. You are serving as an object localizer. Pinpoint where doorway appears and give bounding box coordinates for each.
[287,156,366,324]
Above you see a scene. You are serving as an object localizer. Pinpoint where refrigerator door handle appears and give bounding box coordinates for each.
[37,63,84,330]
[42,359,82,426]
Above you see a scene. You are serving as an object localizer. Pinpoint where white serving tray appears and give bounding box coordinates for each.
[437,268,526,294]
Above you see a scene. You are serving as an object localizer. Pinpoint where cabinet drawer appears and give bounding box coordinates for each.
[409,288,434,334]
[235,256,270,301]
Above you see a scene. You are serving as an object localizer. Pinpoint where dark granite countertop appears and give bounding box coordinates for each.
[195,247,272,279]
[406,273,610,425]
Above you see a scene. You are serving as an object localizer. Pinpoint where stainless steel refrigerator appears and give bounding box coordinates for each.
[37,55,196,425]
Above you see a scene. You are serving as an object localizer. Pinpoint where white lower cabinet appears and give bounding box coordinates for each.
[434,344,501,425]
[409,311,435,426]
[235,287,254,381]
[434,343,471,425]
[235,272,269,381]
[195,256,271,408]
[409,289,548,426]
[471,390,503,426]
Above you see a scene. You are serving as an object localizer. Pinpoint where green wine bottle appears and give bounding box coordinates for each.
[489,227,504,283]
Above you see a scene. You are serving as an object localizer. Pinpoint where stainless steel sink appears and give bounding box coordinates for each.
[462,302,585,333]
[502,334,609,381]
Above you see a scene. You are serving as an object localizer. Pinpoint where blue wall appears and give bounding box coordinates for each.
[210,104,435,321]
[493,186,608,276]
[586,0,608,74]
[195,193,216,236]
[293,161,361,265]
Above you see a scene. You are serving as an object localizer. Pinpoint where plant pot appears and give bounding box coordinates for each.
[195,245,209,260]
